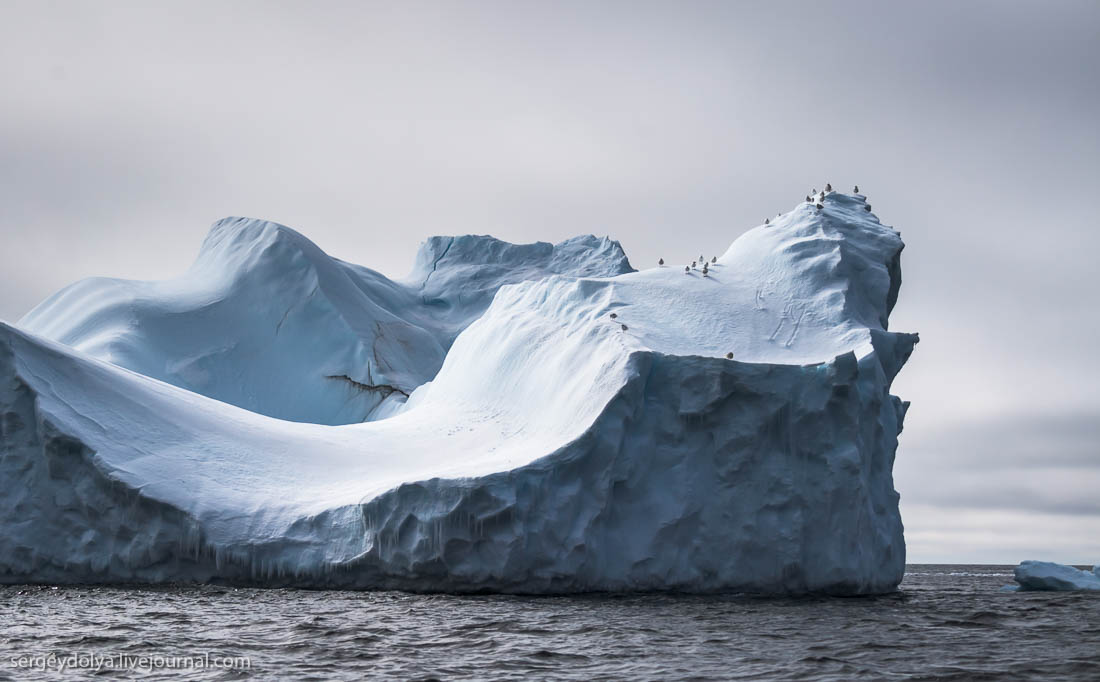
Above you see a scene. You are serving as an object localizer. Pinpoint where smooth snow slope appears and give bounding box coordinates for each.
[19,219,632,425]
[0,191,916,593]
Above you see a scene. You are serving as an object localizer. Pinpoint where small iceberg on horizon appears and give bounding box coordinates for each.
[1004,561,1100,592]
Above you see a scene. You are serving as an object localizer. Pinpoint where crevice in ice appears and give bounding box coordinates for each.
[420,236,455,290]
[325,374,410,399]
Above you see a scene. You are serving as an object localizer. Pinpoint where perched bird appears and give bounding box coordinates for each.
[692,261,697,268]
[865,204,872,211]
[658,257,664,266]
[825,183,832,192]
[711,256,717,263]
[816,203,824,210]
[811,188,817,194]
[805,195,812,202]
[853,184,860,193]
[764,218,770,225]
[700,254,705,262]
[684,266,690,273]
[725,352,733,359]
[621,324,628,331]
[610,313,618,319]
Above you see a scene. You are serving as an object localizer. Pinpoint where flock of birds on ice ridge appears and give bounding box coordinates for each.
[612,183,871,360]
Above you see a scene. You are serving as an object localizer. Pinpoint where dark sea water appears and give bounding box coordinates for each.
[1,565,1098,681]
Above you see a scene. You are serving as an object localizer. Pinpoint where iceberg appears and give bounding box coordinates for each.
[1010,561,1100,591]
[0,190,916,593]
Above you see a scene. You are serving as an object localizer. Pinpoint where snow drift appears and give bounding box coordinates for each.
[19,220,633,425]
[0,191,916,593]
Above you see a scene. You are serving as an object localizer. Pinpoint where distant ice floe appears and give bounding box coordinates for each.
[1003,561,1100,592]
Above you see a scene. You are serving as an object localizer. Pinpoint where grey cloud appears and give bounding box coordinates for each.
[896,412,1100,520]
[907,481,1100,518]
[900,412,1100,471]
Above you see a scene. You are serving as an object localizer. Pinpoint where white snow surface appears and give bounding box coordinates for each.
[0,191,917,593]
[19,220,633,425]
[1011,561,1100,591]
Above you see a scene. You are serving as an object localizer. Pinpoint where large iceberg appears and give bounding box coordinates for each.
[0,190,916,593]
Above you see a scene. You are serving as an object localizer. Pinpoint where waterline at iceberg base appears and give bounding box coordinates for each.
[0,191,916,594]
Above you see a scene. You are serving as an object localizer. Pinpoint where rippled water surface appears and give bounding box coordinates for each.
[2,565,1098,680]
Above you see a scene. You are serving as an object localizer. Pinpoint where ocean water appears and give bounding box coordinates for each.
[2,565,1097,680]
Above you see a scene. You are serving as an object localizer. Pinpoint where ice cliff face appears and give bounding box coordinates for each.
[0,190,916,593]
[19,220,633,425]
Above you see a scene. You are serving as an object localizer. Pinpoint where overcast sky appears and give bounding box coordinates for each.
[2,0,1097,564]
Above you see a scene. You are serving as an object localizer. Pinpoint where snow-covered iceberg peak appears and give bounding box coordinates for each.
[408,233,633,286]
[405,233,634,339]
[18,218,633,425]
[1,190,916,593]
